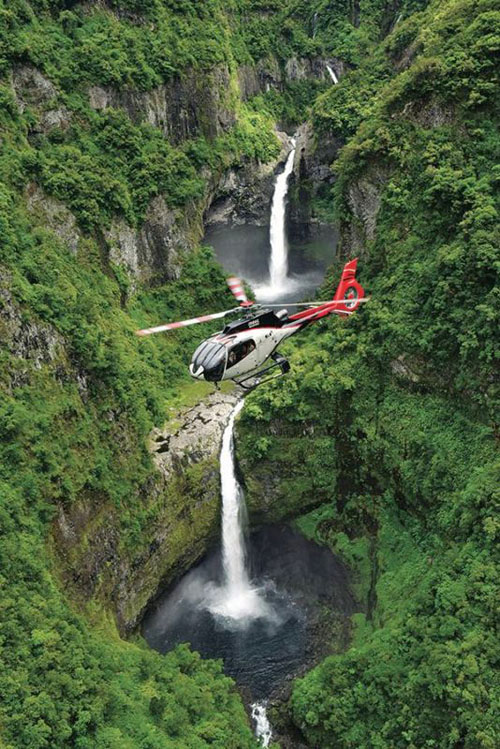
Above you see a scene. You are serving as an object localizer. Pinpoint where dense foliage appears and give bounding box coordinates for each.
[0,0,282,746]
[238,0,499,746]
[1,0,498,746]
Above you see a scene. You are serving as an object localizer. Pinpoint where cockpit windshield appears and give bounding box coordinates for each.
[191,340,227,382]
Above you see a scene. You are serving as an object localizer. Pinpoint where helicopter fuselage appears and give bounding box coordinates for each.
[189,308,300,384]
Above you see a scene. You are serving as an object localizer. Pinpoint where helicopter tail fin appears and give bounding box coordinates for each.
[332,258,365,313]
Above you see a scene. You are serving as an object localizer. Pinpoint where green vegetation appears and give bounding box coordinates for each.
[238,0,500,746]
[0,1,284,746]
[1,0,499,746]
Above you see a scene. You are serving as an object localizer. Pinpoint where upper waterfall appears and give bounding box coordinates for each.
[326,63,339,84]
[269,142,296,290]
[254,141,297,301]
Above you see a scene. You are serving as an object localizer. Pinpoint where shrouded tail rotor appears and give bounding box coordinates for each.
[332,258,365,313]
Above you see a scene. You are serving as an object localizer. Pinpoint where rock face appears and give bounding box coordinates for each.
[342,165,390,256]
[26,183,81,255]
[0,269,67,386]
[238,56,346,99]
[288,122,342,238]
[236,416,327,525]
[88,64,235,144]
[286,61,346,237]
[104,194,203,286]
[11,64,72,133]
[205,131,294,226]
[54,389,241,634]
[151,390,240,479]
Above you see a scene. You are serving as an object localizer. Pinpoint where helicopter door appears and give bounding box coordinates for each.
[227,340,256,369]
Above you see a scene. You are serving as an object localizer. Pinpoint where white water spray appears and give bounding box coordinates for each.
[251,702,273,747]
[206,401,271,622]
[326,63,339,85]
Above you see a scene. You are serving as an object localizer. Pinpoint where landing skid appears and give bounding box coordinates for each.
[233,354,290,392]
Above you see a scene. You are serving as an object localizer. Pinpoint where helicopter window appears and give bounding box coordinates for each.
[227,340,256,368]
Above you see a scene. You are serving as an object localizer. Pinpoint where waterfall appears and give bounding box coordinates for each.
[251,702,273,747]
[326,63,339,84]
[206,400,270,622]
[254,141,296,301]
[268,142,296,291]
[219,399,250,598]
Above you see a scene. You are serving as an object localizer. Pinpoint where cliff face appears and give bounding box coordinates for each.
[54,390,240,633]
[87,64,236,144]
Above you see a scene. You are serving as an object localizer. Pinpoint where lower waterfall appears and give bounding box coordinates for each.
[251,702,273,747]
[142,403,356,741]
[205,400,271,623]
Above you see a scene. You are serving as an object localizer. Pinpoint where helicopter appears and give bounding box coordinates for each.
[136,258,367,390]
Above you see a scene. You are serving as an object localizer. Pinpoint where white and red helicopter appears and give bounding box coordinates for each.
[136,258,366,390]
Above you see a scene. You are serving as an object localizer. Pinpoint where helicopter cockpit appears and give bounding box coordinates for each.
[189,336,258,382]
[190,340,227,382]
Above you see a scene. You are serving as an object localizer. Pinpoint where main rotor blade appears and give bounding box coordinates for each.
[227,276,254,307]
[135,307,239,336]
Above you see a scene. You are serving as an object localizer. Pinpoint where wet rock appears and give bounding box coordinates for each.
[238,56,345,102]
[285,56,346,83]
[288,122,341,238]
[205,131,293,226]
[150,390,240,479]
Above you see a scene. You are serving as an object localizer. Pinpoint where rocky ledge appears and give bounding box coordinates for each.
[150,389,240,479]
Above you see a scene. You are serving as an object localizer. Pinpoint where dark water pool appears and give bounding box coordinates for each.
[203,224,338,304]
[142,525,355,701]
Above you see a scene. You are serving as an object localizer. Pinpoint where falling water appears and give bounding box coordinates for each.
[269,142,296,291]
[254,142,296,301]
[326,63,339,84]
[206,400,271,622]
[251,702,273,747]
